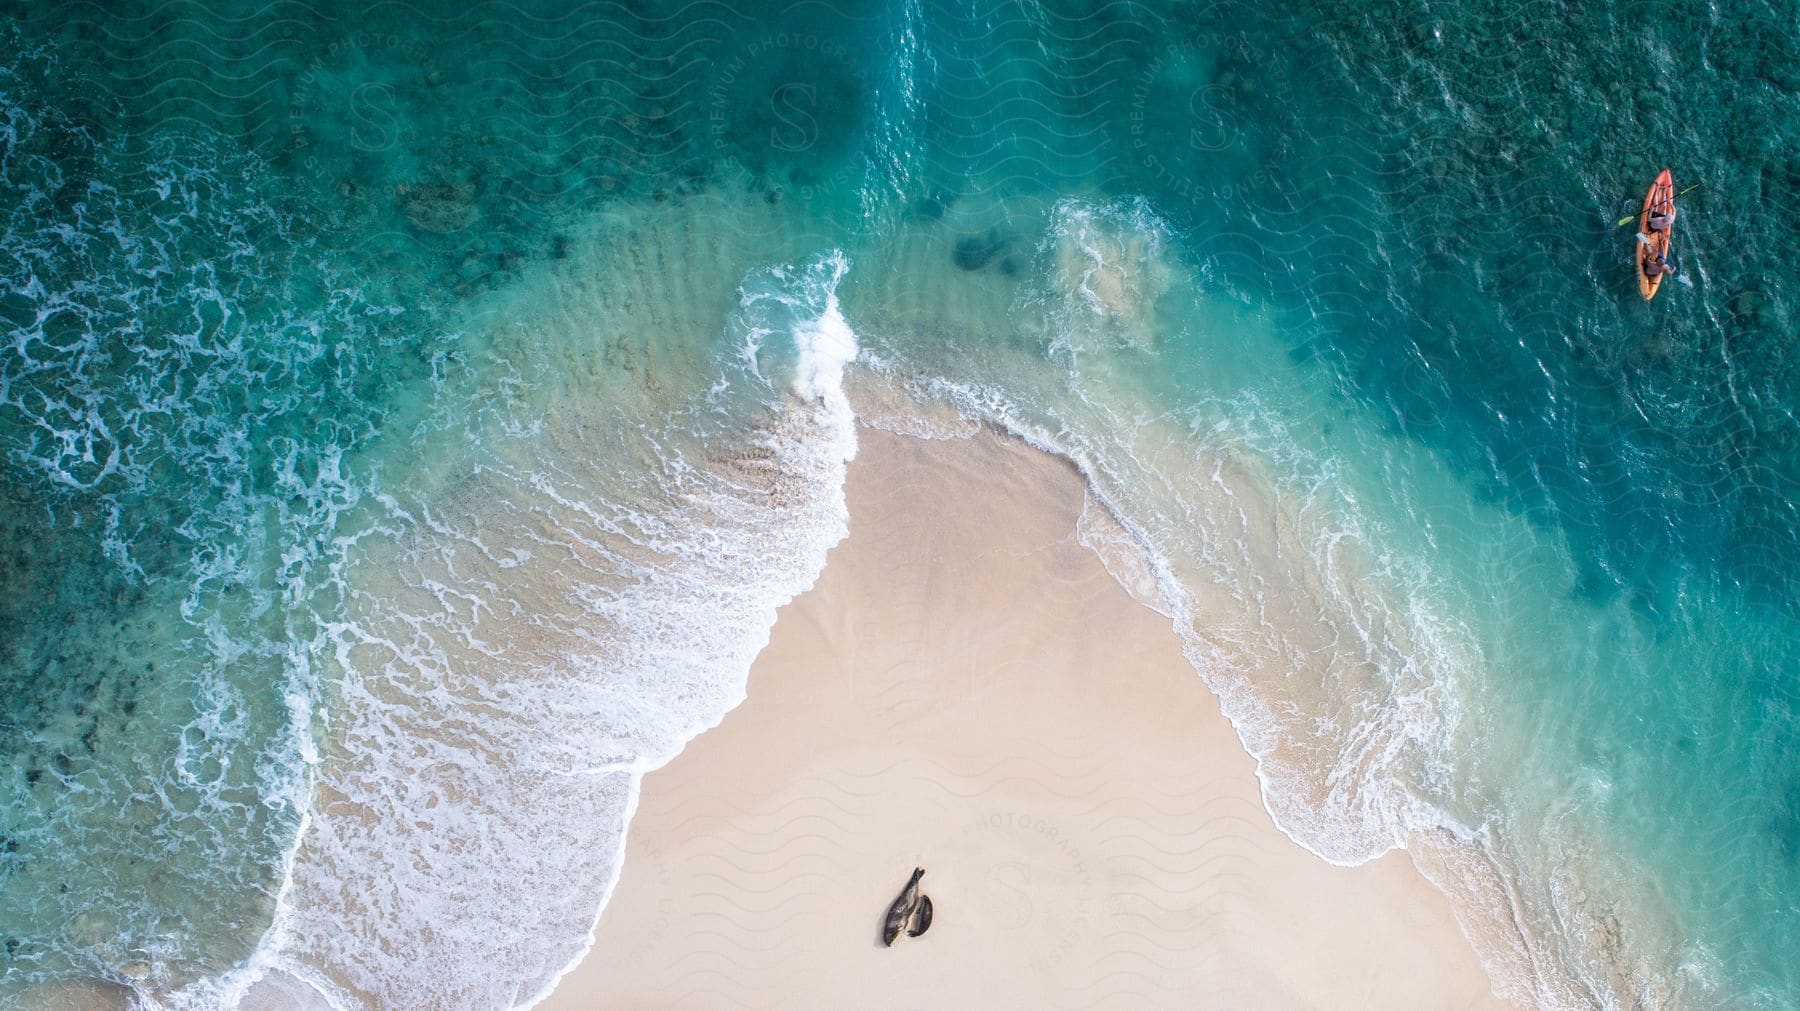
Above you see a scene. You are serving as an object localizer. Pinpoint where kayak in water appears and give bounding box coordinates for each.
[1637,168,1677,300]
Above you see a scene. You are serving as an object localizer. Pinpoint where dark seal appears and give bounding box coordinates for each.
[907,893,933,937]
[881,867,925,946]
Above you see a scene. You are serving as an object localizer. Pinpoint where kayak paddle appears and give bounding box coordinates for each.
[1616,182,1701,226]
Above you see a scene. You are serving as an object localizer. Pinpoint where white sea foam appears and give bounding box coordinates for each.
[1074,487,1171,618]
[179,232,863,1010]
[0,66,389,1001]
[1037,197,1171,359]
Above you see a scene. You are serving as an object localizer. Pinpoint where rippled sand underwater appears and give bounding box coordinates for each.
[3,0,1799,1007]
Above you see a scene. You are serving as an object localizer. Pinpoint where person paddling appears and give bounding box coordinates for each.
[1633,169,1682,299]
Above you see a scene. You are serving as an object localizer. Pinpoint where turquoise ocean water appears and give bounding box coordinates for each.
[2,1,1797,1007]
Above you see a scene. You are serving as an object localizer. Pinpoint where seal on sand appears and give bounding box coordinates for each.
[907,894,933,938]
[881,867,925,946]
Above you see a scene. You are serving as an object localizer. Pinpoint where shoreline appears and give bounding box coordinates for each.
[540,426,1511,1009]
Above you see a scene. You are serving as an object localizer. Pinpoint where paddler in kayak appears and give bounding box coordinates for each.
[1636,169,1679,300]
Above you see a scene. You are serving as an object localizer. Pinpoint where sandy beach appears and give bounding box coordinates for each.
[540,428,1509,1010]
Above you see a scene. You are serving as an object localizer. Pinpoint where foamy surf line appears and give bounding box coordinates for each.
[522,253,864,1011]
[150,253,863,1011]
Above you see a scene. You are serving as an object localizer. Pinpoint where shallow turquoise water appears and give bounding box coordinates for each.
[2,0,1797,1007]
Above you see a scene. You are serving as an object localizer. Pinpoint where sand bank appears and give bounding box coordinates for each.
[540,428,1509,1010]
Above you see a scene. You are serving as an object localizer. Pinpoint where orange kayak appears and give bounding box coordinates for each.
[1637,168,1675,300]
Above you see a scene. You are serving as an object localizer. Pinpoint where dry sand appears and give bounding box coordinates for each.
[540,428,1510,1010]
